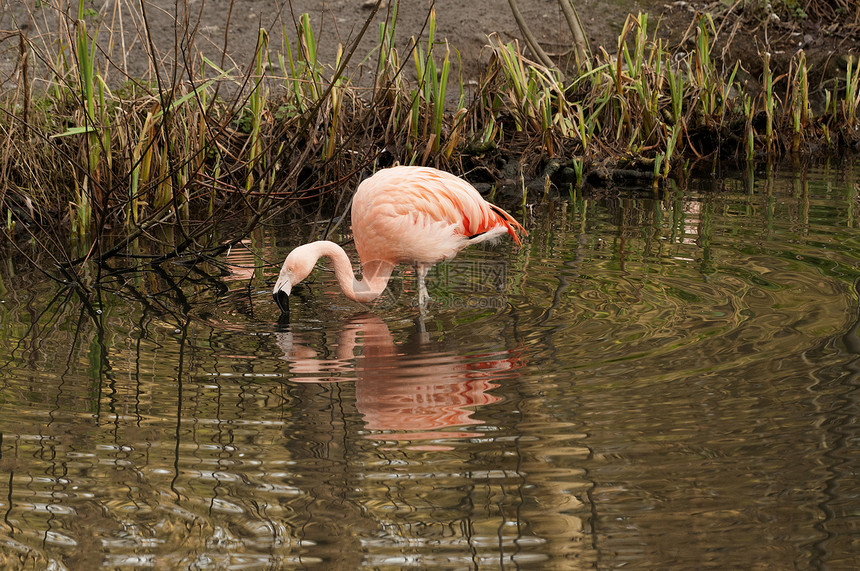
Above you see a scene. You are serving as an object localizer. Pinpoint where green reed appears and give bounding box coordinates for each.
[376,2,401,92]
[73,0,100,236]
[692,15,718,117]
[790,51,809,152]
[299,14,323,101]
[743,94,755,162]
[571,158,584,190]
[668,65,684,125]
[325,43,346,161]
[279,32,304,112]
[763,51,775,152]
[845,56,859,125]
[489,34,571,154]
[247,29,269,190]
[492,37,536,131]
[408,9,454,156]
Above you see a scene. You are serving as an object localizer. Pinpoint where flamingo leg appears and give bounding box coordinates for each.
[414,263,431,308]
[414,312,429,341]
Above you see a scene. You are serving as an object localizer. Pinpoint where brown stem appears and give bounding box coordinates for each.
[506,0,558,73]
[557,0,589,68]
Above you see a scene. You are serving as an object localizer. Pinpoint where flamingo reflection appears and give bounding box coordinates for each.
[276,313,521,444]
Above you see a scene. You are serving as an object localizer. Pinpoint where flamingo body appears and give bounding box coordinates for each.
[273,166,526,313]
[352,166,523,265]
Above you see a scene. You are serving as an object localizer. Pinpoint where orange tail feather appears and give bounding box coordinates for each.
[490,205,527,247]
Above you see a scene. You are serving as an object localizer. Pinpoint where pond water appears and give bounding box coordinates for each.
[0,161,858,569]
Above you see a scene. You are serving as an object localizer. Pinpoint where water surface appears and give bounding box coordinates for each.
[0,162,858,569]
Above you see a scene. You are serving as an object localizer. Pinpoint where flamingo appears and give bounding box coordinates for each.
[273,166,526,314]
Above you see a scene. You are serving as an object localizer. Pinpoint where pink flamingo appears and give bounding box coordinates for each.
[273,166,526,313]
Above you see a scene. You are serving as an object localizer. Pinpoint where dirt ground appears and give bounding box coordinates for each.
[2,0,655,85]
[1,0,858,97]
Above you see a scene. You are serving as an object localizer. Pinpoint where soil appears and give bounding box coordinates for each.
[3,0,857,95]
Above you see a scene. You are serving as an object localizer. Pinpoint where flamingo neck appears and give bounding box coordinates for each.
[308,241,393,303]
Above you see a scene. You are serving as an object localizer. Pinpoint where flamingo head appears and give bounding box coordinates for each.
[273,245,316,315]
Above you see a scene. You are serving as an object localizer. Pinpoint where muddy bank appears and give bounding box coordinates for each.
[1,0,650,90]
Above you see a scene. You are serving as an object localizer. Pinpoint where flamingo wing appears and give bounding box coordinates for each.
[351,166,525,266]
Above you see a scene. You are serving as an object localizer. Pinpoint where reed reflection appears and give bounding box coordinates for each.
[277,313,520,443]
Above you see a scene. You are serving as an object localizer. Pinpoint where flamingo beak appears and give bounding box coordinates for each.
[274,289,290,316]
[273,274,292,316]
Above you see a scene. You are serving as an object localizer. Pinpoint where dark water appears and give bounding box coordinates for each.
[1,163,859,569]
